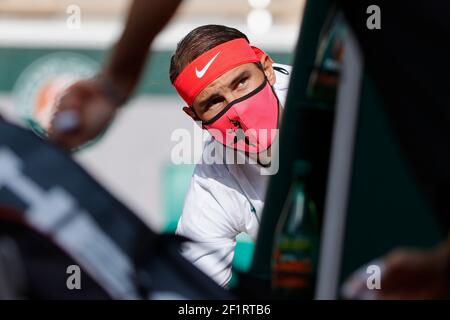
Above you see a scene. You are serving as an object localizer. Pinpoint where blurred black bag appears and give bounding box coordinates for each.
[0,119,231,300]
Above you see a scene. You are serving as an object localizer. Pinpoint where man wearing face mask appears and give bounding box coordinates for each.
[170,25,291,287]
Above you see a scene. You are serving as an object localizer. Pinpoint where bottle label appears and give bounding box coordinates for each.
[272,236,315,290]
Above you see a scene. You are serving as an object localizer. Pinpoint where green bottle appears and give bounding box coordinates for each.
[271,160,320,299]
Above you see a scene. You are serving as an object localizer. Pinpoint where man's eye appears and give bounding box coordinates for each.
[206,97,224,108]
[237,78,248,88]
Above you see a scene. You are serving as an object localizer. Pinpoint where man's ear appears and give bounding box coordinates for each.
[183,106,200,121]
[260,54,276,86]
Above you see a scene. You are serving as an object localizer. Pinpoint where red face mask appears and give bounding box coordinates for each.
[202,78,279,154]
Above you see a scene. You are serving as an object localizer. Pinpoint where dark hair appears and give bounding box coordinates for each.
[169,24,249,83]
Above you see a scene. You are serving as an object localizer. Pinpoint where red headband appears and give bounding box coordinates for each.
[172,38,264,106]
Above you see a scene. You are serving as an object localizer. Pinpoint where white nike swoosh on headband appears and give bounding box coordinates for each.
[195,52,221,78]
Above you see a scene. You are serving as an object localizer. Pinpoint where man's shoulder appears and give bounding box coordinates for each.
[181,142,245,232]
[191,138,228,181]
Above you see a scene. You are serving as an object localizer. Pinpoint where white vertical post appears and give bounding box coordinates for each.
[315,25,364,300]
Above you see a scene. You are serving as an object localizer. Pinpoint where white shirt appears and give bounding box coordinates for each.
[176,64,291,287]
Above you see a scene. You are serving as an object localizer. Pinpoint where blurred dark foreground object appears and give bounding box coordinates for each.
[0,119,231,300]
[337,0,450,299]
[340,0,450,230]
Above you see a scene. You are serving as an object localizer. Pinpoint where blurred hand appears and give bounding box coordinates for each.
[342,244,450,300]
[377,246,449,299]
[48,77,121,150]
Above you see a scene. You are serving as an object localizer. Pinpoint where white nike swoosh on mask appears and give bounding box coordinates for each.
[195,52,221,78]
